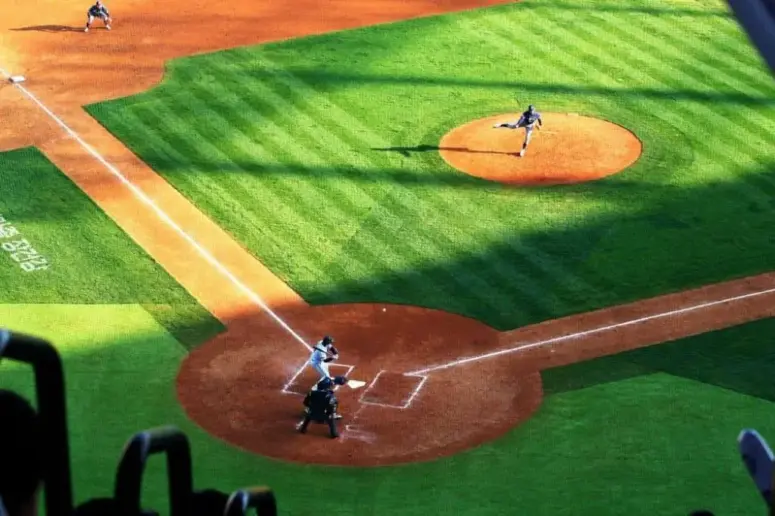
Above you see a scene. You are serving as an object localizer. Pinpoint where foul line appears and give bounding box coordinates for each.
[0,66,311,353]
[406,286,775,376]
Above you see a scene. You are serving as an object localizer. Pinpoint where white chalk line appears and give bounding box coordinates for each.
[282,363,355,395]
[406,285,775,376]
[358,370,428,410]
[340,372,383,442]
[401,374,428,408]
[0,66,311,353]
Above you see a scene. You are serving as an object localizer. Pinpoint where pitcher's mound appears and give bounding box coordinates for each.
[439,113,642,186]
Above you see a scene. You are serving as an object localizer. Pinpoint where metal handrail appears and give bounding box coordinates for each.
[113,426,193,516]
[0,329,73,516]
[224,487,277,516]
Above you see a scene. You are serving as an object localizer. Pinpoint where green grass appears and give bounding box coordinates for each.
[0,148,223,347]
[87,0,775,330]
[3,306,775,516]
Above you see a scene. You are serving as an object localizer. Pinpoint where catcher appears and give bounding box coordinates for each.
[307,335,339,388]
[297,376,349,439]
[84,1,111,32]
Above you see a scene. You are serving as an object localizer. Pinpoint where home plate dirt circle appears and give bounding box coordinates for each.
[176,303,543,466]
[440,113,643,185]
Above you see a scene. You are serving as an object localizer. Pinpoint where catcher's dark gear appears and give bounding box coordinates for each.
[316,378,333,391]
[299,390,339,438]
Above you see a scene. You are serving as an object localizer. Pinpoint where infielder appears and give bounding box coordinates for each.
[493,104,543,157]
[84,1,111,32]
[307,336,339,387]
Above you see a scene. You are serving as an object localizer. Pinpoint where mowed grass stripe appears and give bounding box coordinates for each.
[587,10,775,145]
[228,50,395,169]
[201,67,424,287]
[439,15,639,301]
[207,53,396,222]
[230,55,531,307]
[634,13,775,95]
[480,8,771,176]
[460,12,768,294]
[198,60,439,295]
[245,51,598,310]
[541,3,775,145]
[482,22,767,194]
[242,54,528,210]
[188,73,379,225]
[156,67,368,248]
[524,4,771,152]
[94,105,256,213]
[112,101,322,265]
[556,8,775,188]
[121,99,317,236]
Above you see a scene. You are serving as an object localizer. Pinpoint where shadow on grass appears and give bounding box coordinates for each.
[543,316,775,403]
[516,1,731,19]
[371,144,516,157]
[287,162,775,330]
[244,69,775,106]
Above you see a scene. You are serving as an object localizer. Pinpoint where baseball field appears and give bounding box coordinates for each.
[2,0,775,513]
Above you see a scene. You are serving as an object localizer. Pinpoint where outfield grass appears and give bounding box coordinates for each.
[87,0,775,330]
[2,305,775,516]
[0,148,223,347]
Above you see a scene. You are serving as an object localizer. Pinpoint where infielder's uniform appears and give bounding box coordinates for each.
[494,105,543,157]
[85,2,111,32]
[307,336,339,386]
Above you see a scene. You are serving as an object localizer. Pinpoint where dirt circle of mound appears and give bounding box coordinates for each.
[439,113,643,186]
[177,303,543,467]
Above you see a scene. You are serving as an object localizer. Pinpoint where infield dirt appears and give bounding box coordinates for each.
[2,0,775,466]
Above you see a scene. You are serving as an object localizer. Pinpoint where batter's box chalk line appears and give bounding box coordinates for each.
[341,424,377,444]
[357,370,428,410]
[281,362,355,396]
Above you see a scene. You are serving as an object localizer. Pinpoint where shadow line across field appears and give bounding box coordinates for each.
[243,69,775,106]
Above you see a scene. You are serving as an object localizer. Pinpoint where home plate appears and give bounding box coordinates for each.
[9,76,26,84]
[347,380,366,389]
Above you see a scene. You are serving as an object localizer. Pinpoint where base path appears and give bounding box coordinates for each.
[177,303,543,466]
[440,113,643,185]
[178,274,775,466]
[3,0,775,467]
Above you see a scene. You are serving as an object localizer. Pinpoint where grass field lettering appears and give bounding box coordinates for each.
[0,215,50,272]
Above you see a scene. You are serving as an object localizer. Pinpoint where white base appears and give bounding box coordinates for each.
[9,75,26,84]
